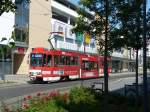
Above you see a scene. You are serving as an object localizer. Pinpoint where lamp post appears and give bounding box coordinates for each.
[0,38,15,81]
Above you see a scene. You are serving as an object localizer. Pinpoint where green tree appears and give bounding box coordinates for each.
[0,37,15,81]
[114,0,150,94]
[73,0,126,94]
[73,1,126,112]
[114,1,150,111]
[0,0,16,16]
[73,1,150,111]
[0,0,31,16]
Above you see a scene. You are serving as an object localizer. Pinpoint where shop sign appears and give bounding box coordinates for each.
[14,47,26,54]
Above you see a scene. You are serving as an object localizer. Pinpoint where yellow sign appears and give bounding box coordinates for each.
[84,32,91,44]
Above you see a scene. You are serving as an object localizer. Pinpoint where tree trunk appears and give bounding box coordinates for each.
[135,49,139,111]
[1,52,5,81]
[104,0,109,112]
[135,49,139,96]
[143,0,148,112]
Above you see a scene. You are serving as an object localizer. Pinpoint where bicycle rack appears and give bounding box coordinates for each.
[90,82,104,93]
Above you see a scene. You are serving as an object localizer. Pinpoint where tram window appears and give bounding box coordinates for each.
[82,61,89,70]
[75,57,78,65]
[90,62,98,70]
[60,55,66,65]
[54,56,59,66]
[54,55,78,66]
[54,55,66,66]
[71,57,78,65]
[43,54,47,66]
[82,61,98,70]
[30,53,43,67]
[66,56,71,65]
[31,58,36,66]
[47,55,52,66]
[85,61,89,70]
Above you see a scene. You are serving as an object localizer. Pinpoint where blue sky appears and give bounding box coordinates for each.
[69,0,79,4]
[69,0,150,10]
[148,0,150,10]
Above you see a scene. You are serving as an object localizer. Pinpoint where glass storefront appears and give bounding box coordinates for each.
[0,50,12,74]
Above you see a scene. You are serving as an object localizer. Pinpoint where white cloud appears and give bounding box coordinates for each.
[0,0,15,40]
[0,12,15,40]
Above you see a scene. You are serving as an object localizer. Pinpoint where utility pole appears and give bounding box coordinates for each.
[143,0,148,112]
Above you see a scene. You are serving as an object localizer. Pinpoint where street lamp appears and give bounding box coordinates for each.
[0,37,15,81]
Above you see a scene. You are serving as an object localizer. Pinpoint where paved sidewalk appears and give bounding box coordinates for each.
[0,74,29,88]
[0,81,25,88]
[110,71,143,78]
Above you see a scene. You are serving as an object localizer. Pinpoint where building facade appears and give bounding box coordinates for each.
[13,0,51,74]
[1,0,138,75]
[12,0,99,75]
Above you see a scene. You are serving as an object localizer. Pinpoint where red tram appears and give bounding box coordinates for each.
[29,47,112,82]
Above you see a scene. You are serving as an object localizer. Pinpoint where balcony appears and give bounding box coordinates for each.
[51,0,78,18]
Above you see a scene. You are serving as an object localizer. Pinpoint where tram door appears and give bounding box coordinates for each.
[80,58,98,78]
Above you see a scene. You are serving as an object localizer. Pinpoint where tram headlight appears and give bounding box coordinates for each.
[36,72,41,75]
[29,70,41,75]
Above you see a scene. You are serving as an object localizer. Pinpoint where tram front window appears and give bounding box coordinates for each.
[30,54,43,67]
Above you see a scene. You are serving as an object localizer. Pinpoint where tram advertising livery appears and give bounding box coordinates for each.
[29,47,112,82]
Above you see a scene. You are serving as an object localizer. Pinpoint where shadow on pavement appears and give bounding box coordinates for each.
[110,76,150,97]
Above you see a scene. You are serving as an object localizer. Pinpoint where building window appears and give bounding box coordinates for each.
[52,12,68,23]
[15,0,29,43]
[70,18,76,26]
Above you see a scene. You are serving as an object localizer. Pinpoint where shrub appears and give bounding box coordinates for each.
[68,87,99,112]
[20,90,68,112]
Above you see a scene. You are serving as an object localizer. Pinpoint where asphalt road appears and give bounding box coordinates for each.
[0,78,103,100]
[0,75,142,100]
